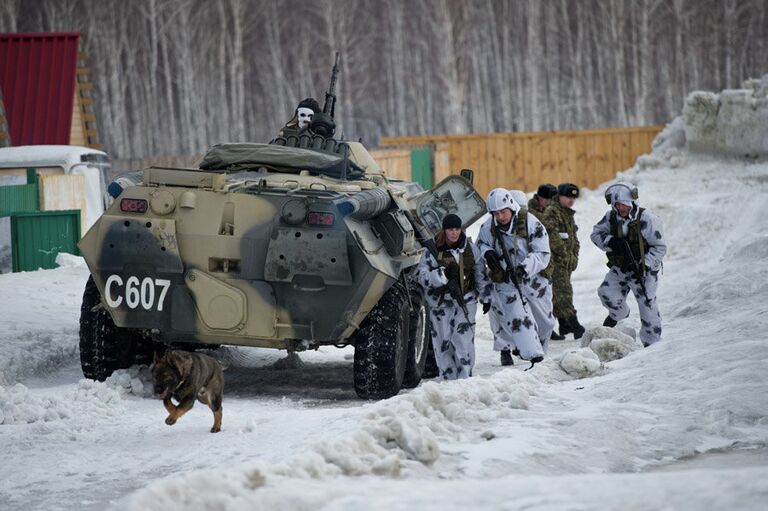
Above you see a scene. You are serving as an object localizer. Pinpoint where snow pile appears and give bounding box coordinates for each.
[558,348,603,378]
[638,116,687,169]
[55,252,87,268]
[104,365,155,398]
[0,379,124,425]
[120,369,545,509]
[580,326,641,362]
[684,74,768,157]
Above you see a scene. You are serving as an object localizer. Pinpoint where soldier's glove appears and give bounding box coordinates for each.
[482,302,492,315]
[484,251,502,272]
[514,265,527,282]
[484,252,506,283]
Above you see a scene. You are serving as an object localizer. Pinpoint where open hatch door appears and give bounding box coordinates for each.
[412,175,486,235]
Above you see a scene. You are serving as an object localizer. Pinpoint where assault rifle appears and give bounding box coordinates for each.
[323,52,340,117]
[619,238,651,304]
[406,211,471,322]
[493,222,529,312]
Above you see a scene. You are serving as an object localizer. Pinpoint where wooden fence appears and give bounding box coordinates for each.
[381,126,663,197]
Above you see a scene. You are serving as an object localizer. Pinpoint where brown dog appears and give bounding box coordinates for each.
[152,350,224,433]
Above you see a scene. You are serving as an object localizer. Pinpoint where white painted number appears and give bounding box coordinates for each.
[105,275,171,312]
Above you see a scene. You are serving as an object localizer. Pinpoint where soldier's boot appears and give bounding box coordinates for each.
[558,317,572,337]
[550,331,566,341]
[569,316,586,340]
[603,315,618,328]
[500,349,514,366]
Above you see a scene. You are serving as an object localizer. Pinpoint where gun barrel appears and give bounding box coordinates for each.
[336,187,391,220]
[323,52,340,115]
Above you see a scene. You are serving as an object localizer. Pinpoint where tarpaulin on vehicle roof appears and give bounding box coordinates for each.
[198,143,363,180]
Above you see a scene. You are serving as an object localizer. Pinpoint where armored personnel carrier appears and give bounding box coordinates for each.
[78,60,486,399]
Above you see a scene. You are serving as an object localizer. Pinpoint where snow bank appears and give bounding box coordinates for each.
[119,368,546,510]
[558,348,603,378]
[0,379,124,425]
[684,74,768,157]
[105,366,155,398]
[580,326,641,362]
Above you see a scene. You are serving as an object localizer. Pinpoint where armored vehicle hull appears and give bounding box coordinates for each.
[79,142,485,398]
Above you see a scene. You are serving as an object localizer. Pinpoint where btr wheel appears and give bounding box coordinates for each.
[402,286,430,388]
[353,281,410,399]
[79,276,150,381]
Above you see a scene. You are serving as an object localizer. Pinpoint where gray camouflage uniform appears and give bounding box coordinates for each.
[417,235,491,380]
[477,213,551,360]
[591,204,667,346]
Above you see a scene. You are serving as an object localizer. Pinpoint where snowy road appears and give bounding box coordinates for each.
[2,153,768,510]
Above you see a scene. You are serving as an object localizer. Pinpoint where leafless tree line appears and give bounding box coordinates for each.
[2,0,767,160]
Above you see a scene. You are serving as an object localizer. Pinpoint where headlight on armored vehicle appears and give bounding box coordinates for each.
[120,198,148,213]
[307,212,335,226]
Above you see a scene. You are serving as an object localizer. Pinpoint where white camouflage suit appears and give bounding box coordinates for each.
[477,193,552,361]
[591,185,667,346]
[417,235,491,380]
[507,189,555,352]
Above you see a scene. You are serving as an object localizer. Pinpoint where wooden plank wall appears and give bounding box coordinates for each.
[381,126,662,197]
[368,148,411,181]
[38,173,88,236]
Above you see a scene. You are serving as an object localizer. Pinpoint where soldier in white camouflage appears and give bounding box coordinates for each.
[591,183,667,346]
[417,214,491,380]
[477,188,550,368]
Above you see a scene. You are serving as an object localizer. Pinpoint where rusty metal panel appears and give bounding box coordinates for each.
[0,33,80,145]
[10,209,80,272]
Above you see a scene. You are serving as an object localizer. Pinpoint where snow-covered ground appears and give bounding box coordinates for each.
[2,145,768,509]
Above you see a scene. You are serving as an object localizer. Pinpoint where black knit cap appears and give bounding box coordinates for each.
[442,213,462,229]
[537,183,557,199]
[298,97,320,113]
[558,183,580,198]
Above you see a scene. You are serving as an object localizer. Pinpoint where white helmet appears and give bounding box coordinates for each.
[605,183,637,207]
[507,189,528,208]
[486,188,520,214]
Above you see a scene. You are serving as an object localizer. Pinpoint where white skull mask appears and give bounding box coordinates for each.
[297,107,314,129]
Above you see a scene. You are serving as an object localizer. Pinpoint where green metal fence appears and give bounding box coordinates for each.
[10,210,81,272]
[0,182,39,216]
[410,148,433,190]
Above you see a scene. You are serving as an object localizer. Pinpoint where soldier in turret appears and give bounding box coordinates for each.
[542,183,585,339]
[278,97,321,137]
[591,183,667,346]
[417,214,491,380]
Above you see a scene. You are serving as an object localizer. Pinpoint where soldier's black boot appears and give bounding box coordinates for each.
[603,316,618,328]
[500,349,514,366]
[569,316,585,340]
[550,330,565,341]
[558,317,572,337]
